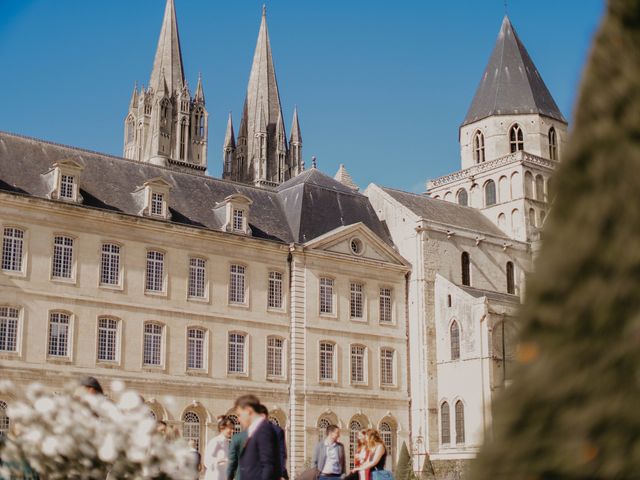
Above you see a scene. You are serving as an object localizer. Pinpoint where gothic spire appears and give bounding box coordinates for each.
[224,112,236,150]
[462,16,566,126]
[149,0,185,94]
[290,107,302,144]
[129,83,139,110]
[194,73,205,102]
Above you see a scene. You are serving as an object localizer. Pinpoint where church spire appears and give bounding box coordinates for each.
[149,0,185,94]
[194,73,205,102]
[290,107,302,144]
[224,112,236,150]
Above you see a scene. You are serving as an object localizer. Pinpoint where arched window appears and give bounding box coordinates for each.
[484,180,497,206]
[440,402,450,444]
[199,112,206,137]
[450,321,460,360]
[182,411,201,451]
[498,176,509,202]
[179,118,188,160]
[461,252,471,287]
[524,171,534,198]
[498,213,507,231]
[227,414,242,434]
[318,417,332,442]
[473,131,485,163]
[455,401,465,444]
[0,400,9,438]
[509,124,524,152]
[511,209,521,237]
[529,208,537,227]
[379,421,395,469]
[506,262,515,294]
[548,127,558,160]
[457,188,468,207]
[349,420,363,469]
[126,116,135,144]
[535,175,545,202]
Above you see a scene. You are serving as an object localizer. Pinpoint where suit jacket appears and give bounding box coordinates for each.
[238,420,281,480]
[227,431,248,480]
[312,440,346,475]
[272,423,289,479]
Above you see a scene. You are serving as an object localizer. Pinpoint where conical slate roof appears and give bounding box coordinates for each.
[149,0,185,93]
[462,16,566,126]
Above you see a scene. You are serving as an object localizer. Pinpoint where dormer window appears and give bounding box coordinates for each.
[150,192,165,216]
[59,175,75,200]
[232,209,245,232]
[216,194,253,236]
[133,177,172,220]
[45,159,84,203]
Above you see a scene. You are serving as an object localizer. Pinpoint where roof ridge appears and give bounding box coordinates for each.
[277,169,364,197]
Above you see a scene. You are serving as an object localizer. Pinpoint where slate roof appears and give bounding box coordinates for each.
[379,186,507,238]
[462,16,566,127]
[460,285,520,304]
[0,131,392,246]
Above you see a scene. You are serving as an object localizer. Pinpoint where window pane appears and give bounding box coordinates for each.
[100,244,120,286]
[267,337,283,377]
[268,272,283,309]
[350,283,364,319]
[229,265,246,304]
[441,403,450,444]
[379,288,392,323]
[319,342,334,381]
[182,411,201,451]
[52,236,73,279]
[381,348,395,385]
[2,228,24,272]
[146,251,164,292]
[187,328,205,369]
[228,333,246,374]
[97,317,118,361]
[455,401,465,444]
[143,323,163,366]
[450,322,460,360]
[0,307,19,352]
[350,345,366,383]
[48,312,70,357]
[319,278,334,314]
[188,258,206,298]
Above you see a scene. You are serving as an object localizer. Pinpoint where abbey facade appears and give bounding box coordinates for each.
[0,3,566,478]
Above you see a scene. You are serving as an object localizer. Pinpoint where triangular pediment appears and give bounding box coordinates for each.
[303,222,407,267]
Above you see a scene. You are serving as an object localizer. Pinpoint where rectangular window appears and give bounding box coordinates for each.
[268,271,283,309]
[379,288,393,323]
[100,243,121,286]
[0,307,19,353]
[150,192,164,216]
[229,264,246,304]
[97,317,118,362]
[350,283,364,319]
[350,345,366,383]
[146,251,164,292]
[59,174,75,199]
[267,337,284,378]
[228,333,246,374]
[48,312,70,357]
[232,209,244,232]
[143,323,163,366]
[187,328,205,370]
[319,278,334,315]
[380,348,395,386]
[188,258,206,298]
[319,342,335,381]
[2,228,24,272]
[52,236,74,279]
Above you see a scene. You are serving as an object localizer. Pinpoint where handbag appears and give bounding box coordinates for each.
[371,470,394,480]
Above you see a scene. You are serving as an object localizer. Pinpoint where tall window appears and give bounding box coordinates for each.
[52,236,74,279]
[484,180,497,206]
[548,127,558,160]
[268,271,283,309]
[97,317,118,362]
[232,209,244,232]
[350,283,364,319]
[48,312,70,357]
[450,321,461,360]
[318,417,332,442]
[59,174,75,199]
[188,258,206,298]
[455,401,465,444]
[379,288,392,323]
[473,131,485,163]
[150,192,164,216]
[380,348,395,386]
[349,420,363,469]
[319,342,335,381]
[0,307,19,353]
[350,345,366,384]
[228,333,246,374]
[145,251,164,292]
[2,227,24,272]
[506,261,515,294]
[100,243,121,286]
[509,124,524,152]
[535,175,545,201]
[461,252,471,287]
[0,401,8,438]
[229,264,246,304]
[267,336,284,378]
[182,412,201,451]
[380,422,394,468]
[187,328,205,370]
[319,277,334,314]
[441,402,451,444]
[179,119,187,160]
[126,117,135,144]
[228,414,242,435]
[529,208,537,227]
[457,188,468,207]
[143,323,163,366]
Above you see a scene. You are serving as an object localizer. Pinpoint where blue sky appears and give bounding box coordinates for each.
[0,1,604,192]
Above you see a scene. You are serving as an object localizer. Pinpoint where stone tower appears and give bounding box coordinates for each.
[222,7,303,187]
[123,0,208,174]
[428,16,569,242]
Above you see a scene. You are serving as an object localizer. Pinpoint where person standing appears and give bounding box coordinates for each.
[312,425,346,480]
[350,430,387,478]
[227,426,247,480]
[204,416,235,480]
[255,404,288,480]
[234,395,280,480]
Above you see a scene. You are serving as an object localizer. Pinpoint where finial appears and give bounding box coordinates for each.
[262,4,266,16]
[312,156,317,169]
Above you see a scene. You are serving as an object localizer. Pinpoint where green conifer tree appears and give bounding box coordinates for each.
[395,442,419,480]
[471,0,640,478]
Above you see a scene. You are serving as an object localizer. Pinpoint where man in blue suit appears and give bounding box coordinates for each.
[234,394,281,480]
[255,404,288,480]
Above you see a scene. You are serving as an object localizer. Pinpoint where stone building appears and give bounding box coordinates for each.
[366,15,567,478]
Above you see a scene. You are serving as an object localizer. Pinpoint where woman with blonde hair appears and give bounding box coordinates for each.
[351,429,392,480]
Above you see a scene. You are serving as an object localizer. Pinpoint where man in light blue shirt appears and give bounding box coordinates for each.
[312,425,346,479]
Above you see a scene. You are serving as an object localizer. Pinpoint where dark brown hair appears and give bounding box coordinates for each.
[234,394,261,411]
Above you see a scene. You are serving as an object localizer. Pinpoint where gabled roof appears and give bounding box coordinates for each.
[462,16,566,127]
[149,0,185,93]
[377,186,506,238]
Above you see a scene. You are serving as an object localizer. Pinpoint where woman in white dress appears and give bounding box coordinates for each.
[203,416,235,480]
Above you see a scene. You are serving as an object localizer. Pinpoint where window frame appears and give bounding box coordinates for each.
[227,331,249,376]
[96,316,121,365]
[0,306,21,356]
[379,286,394,324]
[484,179,497,207]
[318,340,337,383]
[145,249,167,295]
[1,226,26,276]
[461,252,471,287]
[380,347,397,387]
[50,234,76,283]
[509,123,524,153]
[440,401,451,445]
[182,411,202,452]
[455,400,466,444]
[349,343,368,385]
[228,263,248,306]
[266,335,286,380]
[187,256,208,301]
[548,126,558,160]
[319,276,336,317]
[47,310,74,361]
[473,131,485,164]
[267,270,284,311]
[99,242,123,289]
[450,320,461,361]
[349,281,365,321]
[142,321,165,369]
[506,261,516,295]
[59,173,77,201]
[186,326,208,372]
